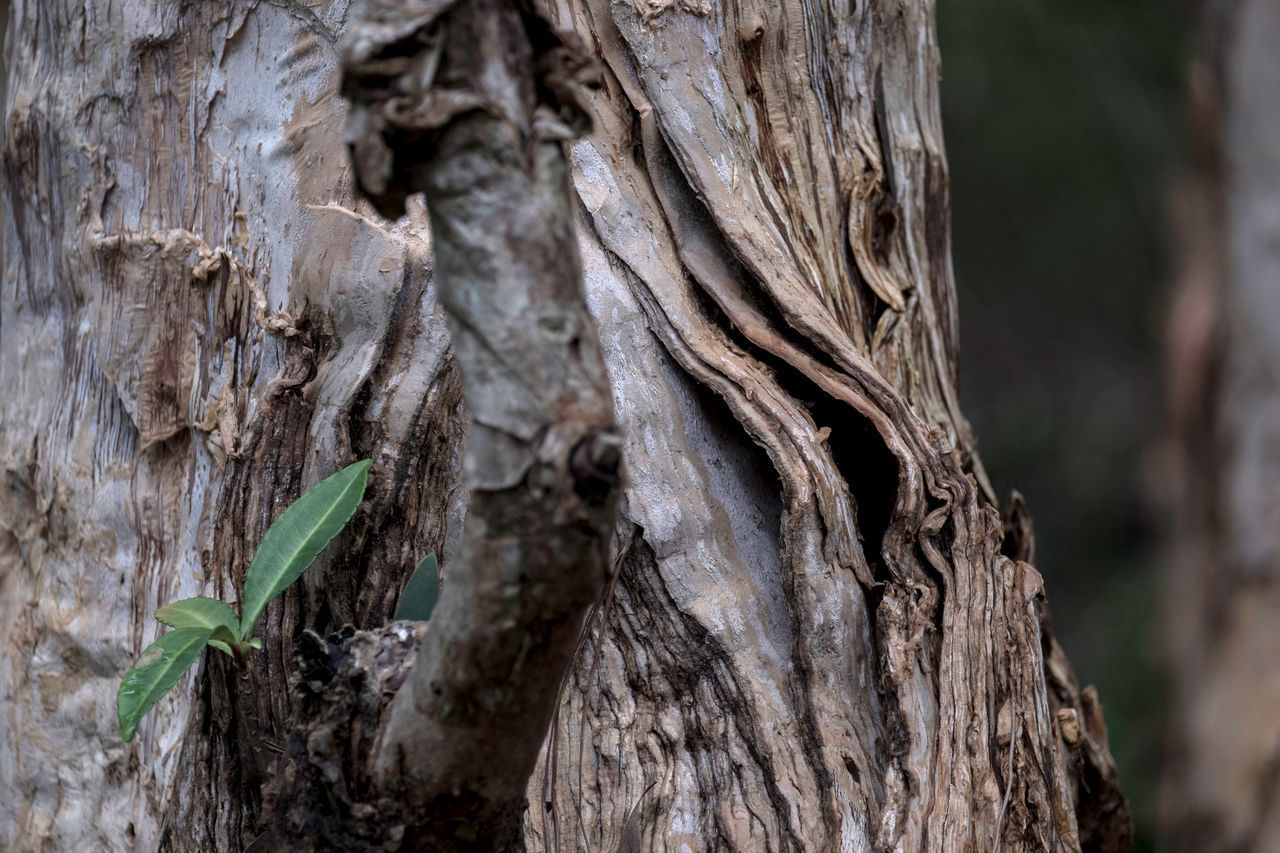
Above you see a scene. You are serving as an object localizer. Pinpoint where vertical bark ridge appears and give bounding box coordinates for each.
[527,0,1129,849]
[1,2,463,848]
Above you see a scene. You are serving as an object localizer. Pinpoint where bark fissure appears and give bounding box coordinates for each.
[1,0,1129,850]
[530,0,1129,848]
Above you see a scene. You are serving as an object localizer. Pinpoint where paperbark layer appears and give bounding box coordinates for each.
[0,0,1127,850]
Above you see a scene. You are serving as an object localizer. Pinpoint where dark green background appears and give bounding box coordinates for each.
[938,1,1192,848]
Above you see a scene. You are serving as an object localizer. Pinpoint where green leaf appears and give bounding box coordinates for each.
[156,598,240,656]
[239,459,371,639]
[395,553,440,621]
[156,597,240,635]
[117,627,213,742]
[209,624,238,645]
[208,624,240,657]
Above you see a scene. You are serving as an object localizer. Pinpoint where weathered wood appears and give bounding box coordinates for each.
[0,0,1128,850]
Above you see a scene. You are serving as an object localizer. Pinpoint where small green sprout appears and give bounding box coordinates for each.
[117,459,372,742]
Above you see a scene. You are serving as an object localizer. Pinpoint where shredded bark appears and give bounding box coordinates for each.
[0,0,1131,850]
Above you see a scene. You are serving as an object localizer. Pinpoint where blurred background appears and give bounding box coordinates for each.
[937,1,1194,848]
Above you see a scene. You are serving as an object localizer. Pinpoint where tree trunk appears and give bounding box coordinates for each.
[0,1,1128,851]
[1160,0,1280,849]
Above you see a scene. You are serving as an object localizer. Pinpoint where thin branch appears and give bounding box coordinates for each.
[340,0,618,848]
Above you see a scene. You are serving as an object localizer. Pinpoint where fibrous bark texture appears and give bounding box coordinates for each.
[1160,0,1280,849]
[0,0,1127,851]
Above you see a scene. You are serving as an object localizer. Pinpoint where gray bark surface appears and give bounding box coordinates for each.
[1161,0,1280,849]
[0,0,1127,850]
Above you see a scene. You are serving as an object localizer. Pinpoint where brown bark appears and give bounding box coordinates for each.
[290,0,620,847]
[0,0,1128,850]
[1160,1,1280,849]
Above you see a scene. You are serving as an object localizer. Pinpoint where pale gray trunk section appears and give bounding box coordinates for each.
[1161,0,1280,848]
[0,0,1126,851]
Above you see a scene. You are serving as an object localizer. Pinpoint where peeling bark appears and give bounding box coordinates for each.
[0,0,1127,851]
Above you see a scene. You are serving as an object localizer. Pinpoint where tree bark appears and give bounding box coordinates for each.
[0,0,1128,851]
[1159,0,1280,849]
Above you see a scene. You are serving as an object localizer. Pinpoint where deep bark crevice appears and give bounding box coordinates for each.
[1,0,1131,849]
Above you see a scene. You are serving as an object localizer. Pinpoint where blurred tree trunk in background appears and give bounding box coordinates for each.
[0,0,1128,849]
[1160,0,1280,849]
